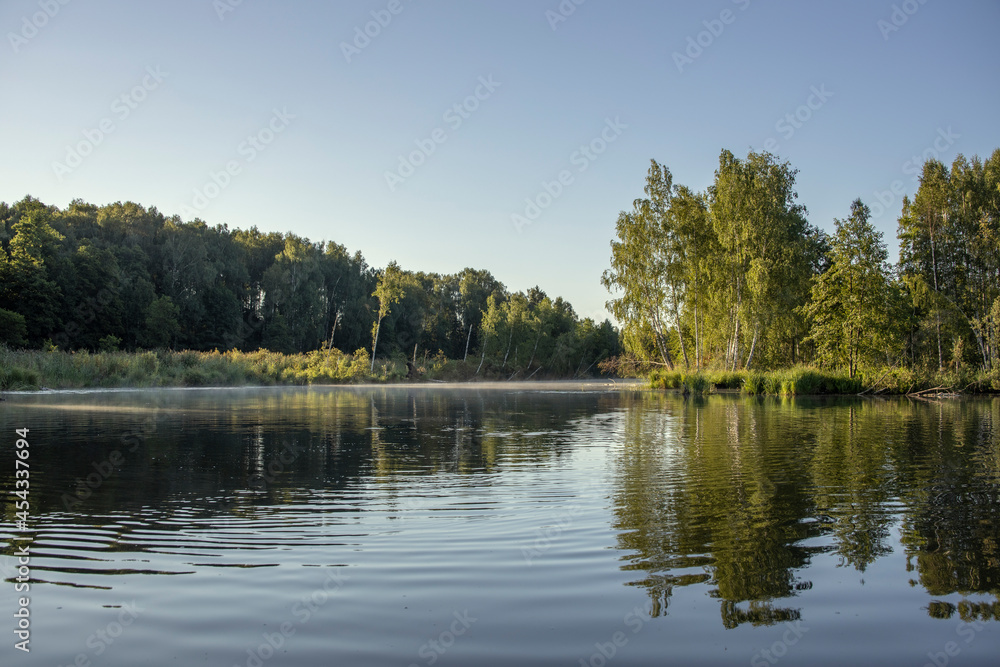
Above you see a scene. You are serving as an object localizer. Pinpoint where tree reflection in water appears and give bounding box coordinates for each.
[611,393,1000,626]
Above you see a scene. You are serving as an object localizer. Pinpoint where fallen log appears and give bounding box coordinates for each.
[906,385,958,397]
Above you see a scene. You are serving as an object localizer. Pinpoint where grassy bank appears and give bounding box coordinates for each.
[0,347,497,391]
[649,365,1000,396]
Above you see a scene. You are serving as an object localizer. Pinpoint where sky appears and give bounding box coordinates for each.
[1,0,998,323]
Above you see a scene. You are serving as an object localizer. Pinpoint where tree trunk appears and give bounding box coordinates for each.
[463,323,472,361]
[729,314,741,373]
[476,335,488,375]
[931,230,943,371]
[325,310,341,360]
[649,310,674,370]
[676,319,689,370]
[527,331,541,369]
[694,300,701,370]
[744,327,758,370]
[370,318,382,373]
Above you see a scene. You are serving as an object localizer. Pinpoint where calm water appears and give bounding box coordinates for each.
[1,384,998,666]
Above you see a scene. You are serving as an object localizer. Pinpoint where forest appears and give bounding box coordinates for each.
[604,148,1000,390]
[2,146,998,391]
[0,197,619,382]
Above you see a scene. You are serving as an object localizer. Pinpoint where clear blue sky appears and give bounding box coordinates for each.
[2,0,998,322]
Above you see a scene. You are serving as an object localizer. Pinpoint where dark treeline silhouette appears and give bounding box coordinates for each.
[0,197,618,377]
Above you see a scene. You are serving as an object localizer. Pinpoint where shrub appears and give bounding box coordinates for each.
[98,335,122,352]
[682,373,709,395]
[742,372,764,395]
[0,366,40,390]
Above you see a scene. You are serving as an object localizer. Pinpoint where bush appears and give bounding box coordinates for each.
[650,369,684,389]
[707,370,745,389]
[742,372,764,395]
[0,366,40,390]
[682,373,709,395]
[98,335,121,352]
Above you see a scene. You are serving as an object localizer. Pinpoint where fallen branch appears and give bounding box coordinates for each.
[907,385,958,397]
[858,367,893,395]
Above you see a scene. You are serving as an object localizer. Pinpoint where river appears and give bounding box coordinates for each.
[1,383,998,665]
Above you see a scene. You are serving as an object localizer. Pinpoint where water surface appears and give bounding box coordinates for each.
[1,385,998,665]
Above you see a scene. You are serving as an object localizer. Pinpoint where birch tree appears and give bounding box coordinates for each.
[371,261,404,371]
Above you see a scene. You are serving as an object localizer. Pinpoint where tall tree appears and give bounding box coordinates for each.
[898,160,952,370]
[371,261,405,371]
[0,205,65,345]
[602,160,677,369]
[802,199,904,377]
[707,149,816,370]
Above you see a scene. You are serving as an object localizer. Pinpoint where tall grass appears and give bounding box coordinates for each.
[647,365,947,396]
[0,347,382,390]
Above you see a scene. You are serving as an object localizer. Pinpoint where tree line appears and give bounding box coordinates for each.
[0,197,618,378]
[603,148,1000,378]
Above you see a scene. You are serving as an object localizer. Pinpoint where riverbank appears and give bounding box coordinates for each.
[649,366,1000,396]
[0,347,612,391]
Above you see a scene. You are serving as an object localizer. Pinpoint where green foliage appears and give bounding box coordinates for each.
[707,150,820,371]
[801,199,905,378]
[0,196,610,381]
[742,372,764,395]
[611,147,999,390]
[602,161,679,369]
[0,364,40,390]
[0,308,27,347]
[898,150,1000,372]
[650,369,683,389]
[142,296,181,349]
[98,334,121,352]
[681,372,709,395]
[706,370,744,390]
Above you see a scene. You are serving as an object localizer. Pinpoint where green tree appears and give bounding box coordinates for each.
[802,199,903,378]
[602,161,677,369]
[707,150,817,370]
[0,205,65,345]
[141,296,181,349]
[898,160,952,370]
[0,308,27,347]
[457,268,504,360]
[371,261,405,371]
